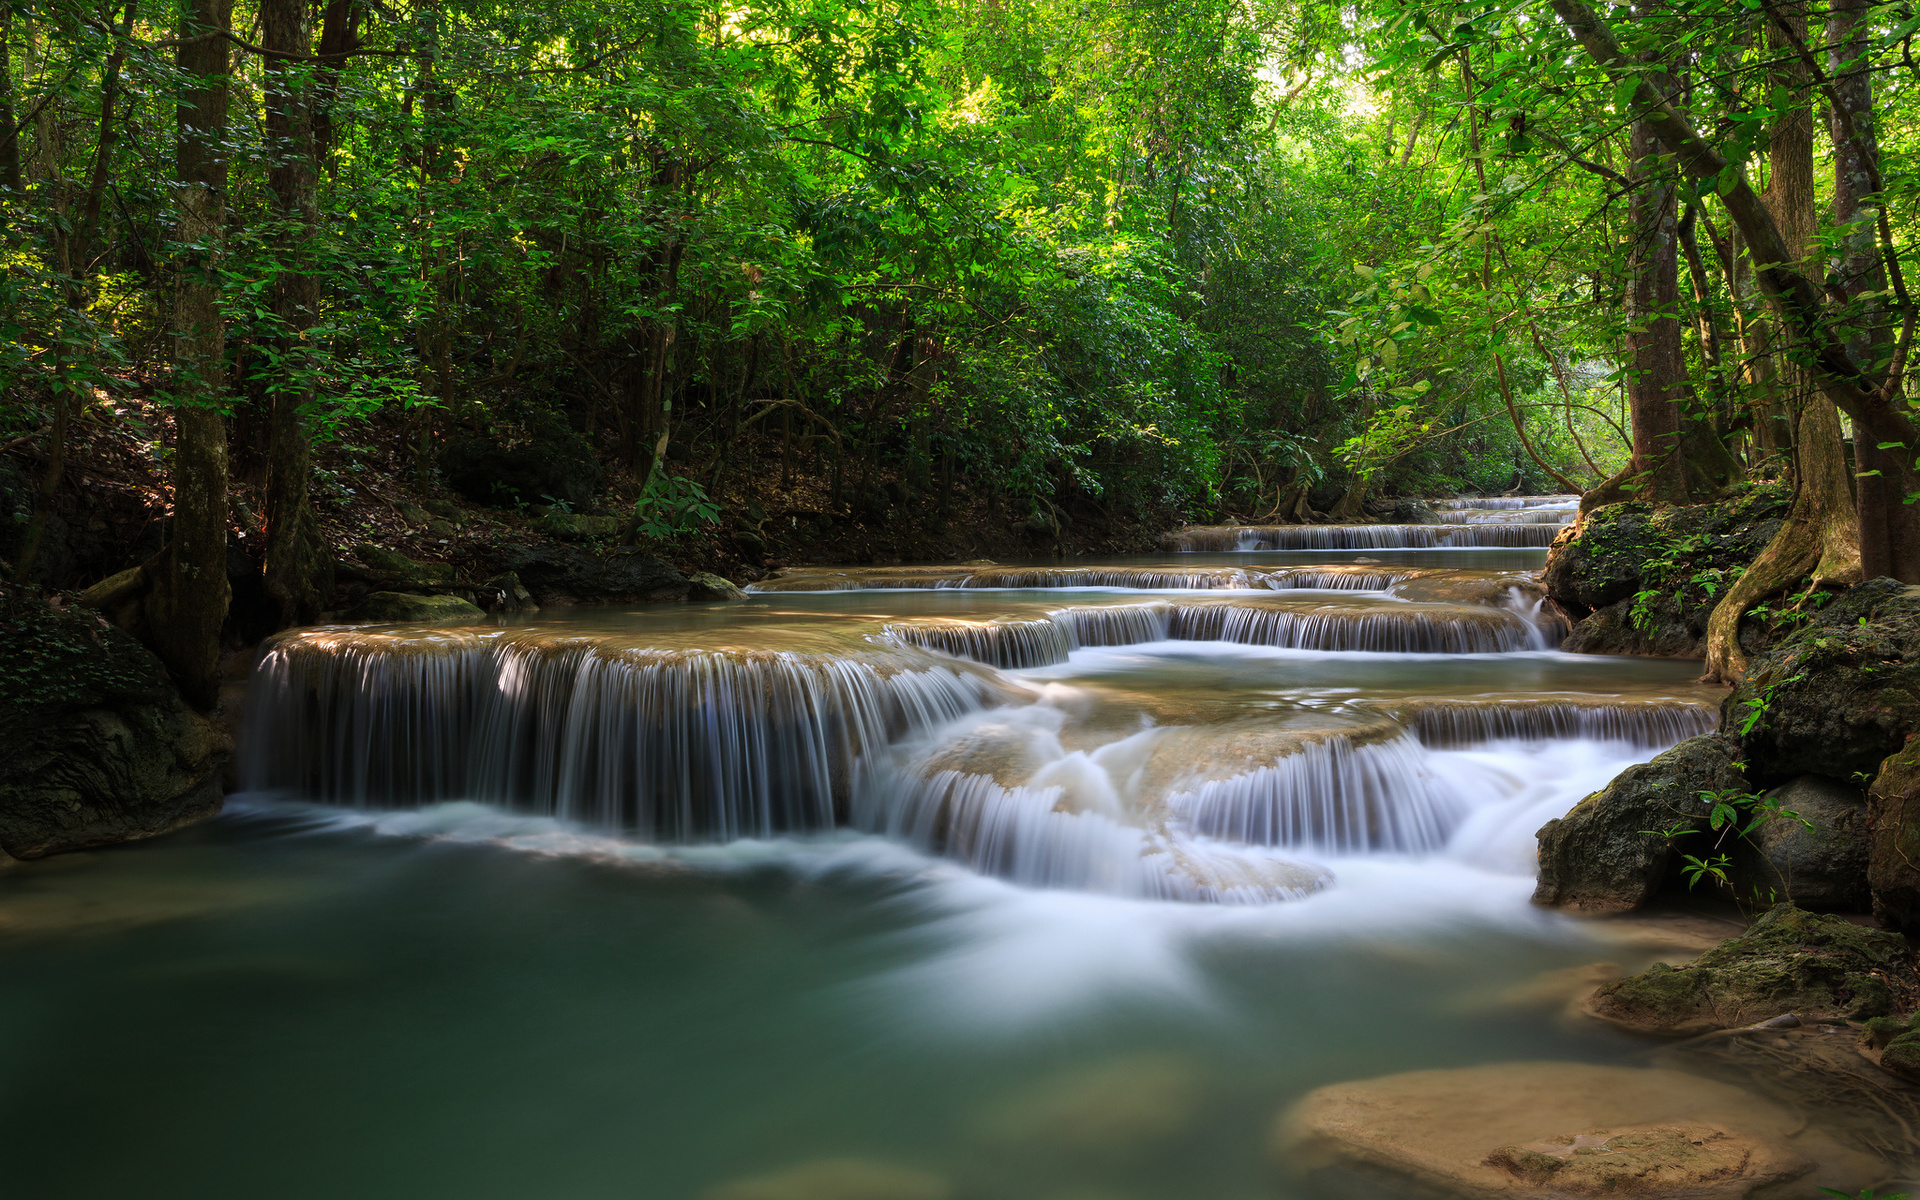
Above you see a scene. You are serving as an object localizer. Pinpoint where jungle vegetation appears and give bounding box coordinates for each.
[5,0,1920,697]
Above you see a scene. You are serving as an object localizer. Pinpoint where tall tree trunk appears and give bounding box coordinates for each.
[1625,101,1688,503]
[145,0,233,707]
[1831,0,1920,583]
[1764,0,1860,586]
[260,0,333,624]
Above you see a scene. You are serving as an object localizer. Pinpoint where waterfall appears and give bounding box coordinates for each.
[1430,495,1578,510]
[1166,524,1563,551]
[879,599,1540,668]
[1380,699,1719,749]
[750,565,1418,592]
[1169,734,1464,853]
[243,628,1005,838]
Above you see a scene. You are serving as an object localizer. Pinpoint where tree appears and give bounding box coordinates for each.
[144,0,234,707]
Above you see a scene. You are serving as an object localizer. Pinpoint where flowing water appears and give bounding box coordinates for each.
[0,500,1742,1200]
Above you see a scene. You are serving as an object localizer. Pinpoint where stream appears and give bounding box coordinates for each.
[0,498,1735,1200]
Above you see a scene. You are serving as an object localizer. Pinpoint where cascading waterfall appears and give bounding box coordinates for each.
[1169,523,1563,551]
[1169,733,1464,853]
[239,537,1719,906]
[244,629,1005,839]
[1430,495,1578,510]
[749,565,1418,592]
[1379,698,1719,749]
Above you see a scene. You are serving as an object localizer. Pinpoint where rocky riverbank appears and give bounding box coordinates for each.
[1280,568,1920,1198]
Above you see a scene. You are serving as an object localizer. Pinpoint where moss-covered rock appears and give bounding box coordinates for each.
[1543,486,1789,659]
[1727,578,1920,787]
[339,592,486,625]
[1724,774,1870,913]
[1585,903,1919,1035]
[351,543,456,588]
[0,597,226,858]
[1533,735,1749,915]
[686,571,746,601]
[1868,733,1920,931]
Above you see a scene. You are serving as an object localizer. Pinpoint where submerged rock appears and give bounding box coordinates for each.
[339,592,486,625]
[1277,1061,1811,1200]
[973,1053,1202,1157]
[508,545,688,603]
[1868,734,1920,930]
[1724,774,1870,912]
[0,598,226,859]
[1584,904,1919,1036]
[1728,578,1920,787]
[701,1158,949,1200]
[1533,735,1748,915]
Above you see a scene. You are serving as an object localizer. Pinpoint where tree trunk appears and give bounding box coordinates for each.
[1548,0,1920,493]
[260,0,333,625]
[145,0,233,707]
[1625,96,1687,504]
[1763,0,1860,589]
[1831,0,1920,583]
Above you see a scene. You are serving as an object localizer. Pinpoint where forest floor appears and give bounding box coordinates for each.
[1,397,1177,608]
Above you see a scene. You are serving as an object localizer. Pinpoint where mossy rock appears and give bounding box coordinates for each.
[686,571,746,601]
[340,592,486,625]
[1728,578,1920,787]
[1544,487,1788,659]
[351,543,456,587]
[1585,903,1920,1035]
[0,598,226,858]
[1532,734,1748,915]
[537,512,624,540]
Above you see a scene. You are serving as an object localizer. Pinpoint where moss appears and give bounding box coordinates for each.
[1588,903,1919,1034]
[0,597,172,731]
[1729,579,1920,784]
[1545,483,1791,658]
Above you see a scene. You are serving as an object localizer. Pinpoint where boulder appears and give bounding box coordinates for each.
[1543,489,1789,659]
[701,1159,949,1200]
[477,572,538,614]
[1868,733,1920,930]
[439,421,603,509]
[1277,1062,1811,1200]
[340,592,486,625]
[685,572,746,601]
[1561,596,1703,658]
[1728,578,1920,786]
[1724,774,1870,912]
[1384,498,1442,525]
[351,543,456,588]
[1859,1011,1920,1082]
[1533,735,1749,914]
[732,528,768,562]
[509,545,688,604]
[536,512,624,540]
[1584,904,1920,1036]
[0,598,226,859]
